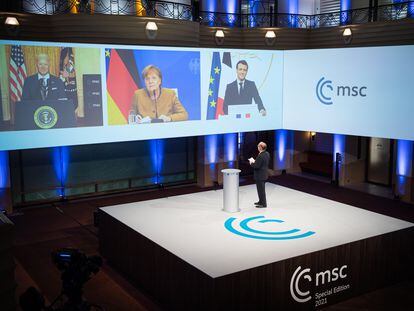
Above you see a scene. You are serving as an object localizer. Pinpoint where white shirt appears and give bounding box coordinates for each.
[38,73,50,85]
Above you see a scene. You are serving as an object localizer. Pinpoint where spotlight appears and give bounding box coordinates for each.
[4,17,20,36]
[342,27,352,44]
[215,29,225,37]
[265,30,276,46]
[265,30,276,38]
[145,21,158,40]
[5,17,19,26]
[215,29,225,45]
[310,131,316,141]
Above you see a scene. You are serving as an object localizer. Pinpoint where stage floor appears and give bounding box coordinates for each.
[100,184,413,278]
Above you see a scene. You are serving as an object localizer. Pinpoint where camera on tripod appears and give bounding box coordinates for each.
[20,248,103,311]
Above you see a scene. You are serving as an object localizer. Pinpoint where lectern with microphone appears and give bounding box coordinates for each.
[221,169,241,213]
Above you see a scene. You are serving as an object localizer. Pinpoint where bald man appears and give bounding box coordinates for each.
[22,54,67,101]
[249,142,270,208]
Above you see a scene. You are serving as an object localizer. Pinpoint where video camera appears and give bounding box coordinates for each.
[20,248,103,311]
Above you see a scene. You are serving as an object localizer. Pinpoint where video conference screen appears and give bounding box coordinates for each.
[0,40,283,150]
[0,40,412,151]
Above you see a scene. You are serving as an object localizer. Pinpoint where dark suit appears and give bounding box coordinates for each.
[251,151,270,207]
[22,74,67,101]
[223,79,265,115]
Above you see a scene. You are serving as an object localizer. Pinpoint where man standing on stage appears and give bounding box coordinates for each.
[249,142,270,208]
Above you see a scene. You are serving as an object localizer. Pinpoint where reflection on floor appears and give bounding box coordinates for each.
[292,171,395,199]
[10,174,414,311]
[344,182,394,200]
[291,171,332,184]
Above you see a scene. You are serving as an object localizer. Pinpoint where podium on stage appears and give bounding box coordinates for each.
[221,169,241,213]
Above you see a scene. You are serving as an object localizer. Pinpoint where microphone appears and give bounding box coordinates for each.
[151,88,163,123]
[153,90,157,118]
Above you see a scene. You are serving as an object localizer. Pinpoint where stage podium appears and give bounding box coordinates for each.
[221,169,241,213]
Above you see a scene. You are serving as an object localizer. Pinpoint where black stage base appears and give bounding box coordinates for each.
[99,209,414,310]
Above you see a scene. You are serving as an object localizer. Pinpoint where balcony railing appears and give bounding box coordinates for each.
[4,0,414,28]
[13,0,194,20]
[200,1,414,28]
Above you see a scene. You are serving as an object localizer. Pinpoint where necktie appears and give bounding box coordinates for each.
[239,82,243,95]
[40,78,47,100]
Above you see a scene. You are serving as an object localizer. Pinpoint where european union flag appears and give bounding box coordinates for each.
[206,52,221,120]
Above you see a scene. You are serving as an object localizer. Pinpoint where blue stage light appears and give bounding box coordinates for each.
[397,140,413,176]
[289,0,299,27]
[226,0,238,26]
[396,139,413,196]
[340,0,351,25]
[206,134,219,181]
[206,134,218,164]
[0,151,7,190]
[333,134,345,161]
[248,0,257,27]
[276,129,288,164]
[206,0,217,26]
[151,139,165,184]
[53,146,69,197]
[224,133,237,164]
[409,1,414,18]
[0,151,8,211]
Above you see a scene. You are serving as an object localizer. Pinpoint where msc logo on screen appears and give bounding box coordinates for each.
[316,77,367,105]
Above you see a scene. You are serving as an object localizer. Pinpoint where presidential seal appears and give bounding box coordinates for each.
[34,106,58,129]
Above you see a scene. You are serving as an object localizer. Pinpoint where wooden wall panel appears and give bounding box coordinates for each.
[309,19,414,49]
[0,12,414,49]
[242,28,309,50]
[0,13,200,47]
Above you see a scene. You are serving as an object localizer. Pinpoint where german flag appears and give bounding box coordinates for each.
[106,49,141,125]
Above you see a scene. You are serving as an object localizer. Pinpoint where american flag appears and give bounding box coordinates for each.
[9,45,27,102]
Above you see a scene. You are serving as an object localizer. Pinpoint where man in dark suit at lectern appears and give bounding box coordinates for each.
[223,60,266,115]
[22,53,67,101]
[249,142,270,208]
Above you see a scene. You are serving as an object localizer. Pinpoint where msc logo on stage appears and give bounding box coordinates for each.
[224,216,315,240]
[290,265,350,308]
[316,77,367,105]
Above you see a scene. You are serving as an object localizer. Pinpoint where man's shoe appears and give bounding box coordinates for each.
[254,201,261,205]
[255,205,267,208]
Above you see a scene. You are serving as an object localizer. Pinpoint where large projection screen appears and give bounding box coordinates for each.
[0,40,283,151]
[1,40,413,151]
[283,45,414,141]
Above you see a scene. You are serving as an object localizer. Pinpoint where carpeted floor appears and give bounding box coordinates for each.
[10,174,414,310]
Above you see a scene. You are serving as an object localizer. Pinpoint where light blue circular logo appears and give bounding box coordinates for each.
[316,77,333,105]
[224,216,315,240]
